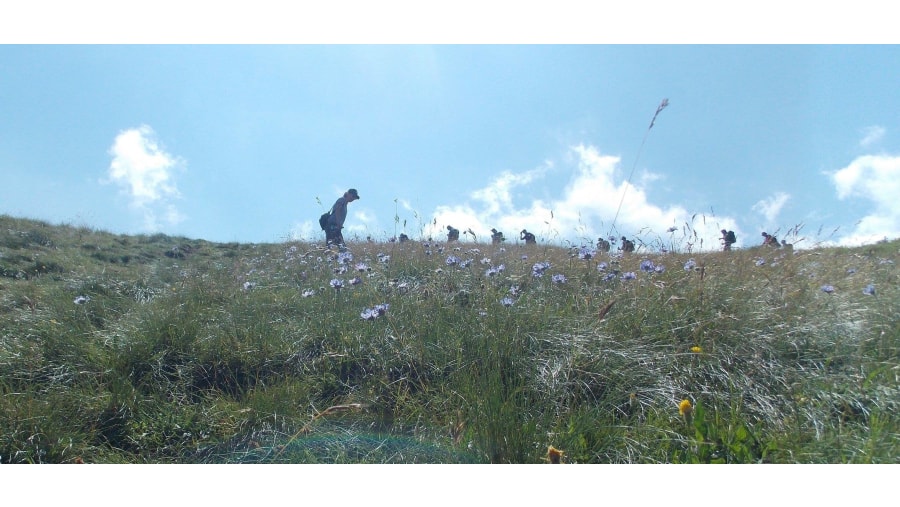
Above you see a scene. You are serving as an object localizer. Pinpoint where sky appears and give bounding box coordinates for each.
[3,6,900,251]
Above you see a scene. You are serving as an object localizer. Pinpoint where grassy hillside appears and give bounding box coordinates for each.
[1,214,897,463]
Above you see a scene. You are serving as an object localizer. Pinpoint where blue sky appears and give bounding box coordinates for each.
[3,19,899,250]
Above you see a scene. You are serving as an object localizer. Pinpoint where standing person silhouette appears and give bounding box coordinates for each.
[520,229,536,245]
[447,225,460,242]
[721,229,736,251]
[325,188,360,251]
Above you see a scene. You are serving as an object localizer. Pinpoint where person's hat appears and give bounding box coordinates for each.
[348,188,360,199]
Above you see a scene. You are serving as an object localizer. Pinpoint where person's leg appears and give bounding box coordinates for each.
[326,226,339,247]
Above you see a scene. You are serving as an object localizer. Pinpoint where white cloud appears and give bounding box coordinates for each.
[752,192,790,224]
[430,144,736,252]
[105,125,185,231]
[859,126,885,148]
[829,154,900,246]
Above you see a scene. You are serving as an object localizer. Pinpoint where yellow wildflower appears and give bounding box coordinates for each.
[546,445,564,464]
[678,399,693,416]
[691,346,703,353]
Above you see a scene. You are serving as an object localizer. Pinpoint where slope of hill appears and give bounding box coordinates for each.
[1,214,897,463]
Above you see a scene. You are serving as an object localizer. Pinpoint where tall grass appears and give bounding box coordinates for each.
[1,214,897,463]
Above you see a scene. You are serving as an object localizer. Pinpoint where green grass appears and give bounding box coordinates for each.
[1,214,897,463]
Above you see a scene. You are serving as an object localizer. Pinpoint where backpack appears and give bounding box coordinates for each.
[319,211,331,231]
[726,231,736,243]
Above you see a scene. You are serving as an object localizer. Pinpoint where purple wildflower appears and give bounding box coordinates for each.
[755,258,766,267]
[821,284,835,294]
[597,261,609,272]
[74,295,90,305]
[640,259,655,272]
[500,297,515,307]
[552,273,567,284]
[863,284,875,296]
[330,278,344,289]
[337,251,353,264]
[603,272,617,282]
[578,247,596,260]
[360,303,389,320]
[349,277,362,286]
[301,289,316,298]
[446,255,460,266]
[621,272,637,281]
[532,261,551,277]
[355,262,369,272]
[684,259,696,271]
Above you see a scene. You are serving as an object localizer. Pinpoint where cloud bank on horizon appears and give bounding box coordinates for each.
[425,144,737,252]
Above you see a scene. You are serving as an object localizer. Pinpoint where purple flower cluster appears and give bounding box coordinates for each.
[621,272,637,281]
[337,251,353,265]
[360,303,390,320]
[532,261,551,277]
[485,264,506,277]
[446,255,461,266]
[577,247,596,260]
[551,273,567,284]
